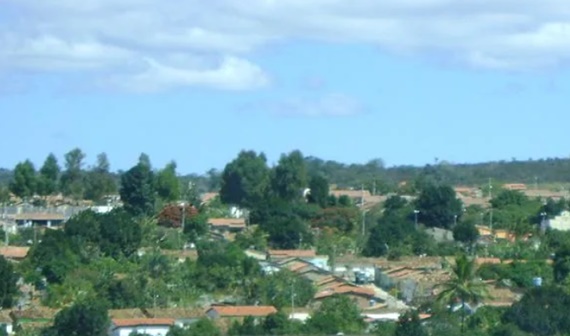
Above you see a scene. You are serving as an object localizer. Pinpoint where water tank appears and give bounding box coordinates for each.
[532,277,543,287]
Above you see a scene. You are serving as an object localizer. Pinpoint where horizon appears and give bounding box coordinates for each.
[1,2,570,173]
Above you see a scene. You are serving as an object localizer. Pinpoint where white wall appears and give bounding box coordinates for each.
[111,325,170,336]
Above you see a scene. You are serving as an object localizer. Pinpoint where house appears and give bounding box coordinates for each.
[200,193,219,205]
[267,249,317,261]
[0,246,29,261]
[14,213,65,228]
[144,308,203,327]
[205,305,277,319]
[0,310,13,335]
[208,218,246,234]
[109,318,175,336]
[502,184,527,191]
[313,284,378,310]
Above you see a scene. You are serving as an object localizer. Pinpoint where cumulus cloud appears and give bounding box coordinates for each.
[267,94,365,117]
[2,0,570,91]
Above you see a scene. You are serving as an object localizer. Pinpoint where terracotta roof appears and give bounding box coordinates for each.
[14,213,64,221]
[108,309,147,319]
[111,318,175,328]
[208,218,246,228]
[314,285,375,300]
[503,184,527,190]
[201,192,219,203]
[267,250,316,258]
[0,246,29,259]
[145,307,204,319]
[207,306,277,317]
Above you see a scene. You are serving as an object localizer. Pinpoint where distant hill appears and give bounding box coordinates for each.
[2,156,569,192]
[304,157,570,189]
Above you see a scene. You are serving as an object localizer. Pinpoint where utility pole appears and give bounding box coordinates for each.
[414,210,420,229]
[489,178,494,239]
[373,180,376,196]
[362,210,366,236]
[535,176,538,190]
[291,280,295,316]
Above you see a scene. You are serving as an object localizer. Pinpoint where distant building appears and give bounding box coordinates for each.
[0,246,29,261]
[14,213,64,228]
[502,184,527,191]
[109,318,175,336]
[208,218,246,234]
[206,305,277,319]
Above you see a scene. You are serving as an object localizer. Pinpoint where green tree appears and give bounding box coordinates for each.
[84,153,116,202]
[307,174,330,207]
[0,187,9,204]
[0,256,18,308]
[43,298,109,336]
[415,183,463,229]
[64,210,102,259]
[504,286,570,336]
[9,160,37,199]
[219,150,270,208]
[306,295,366,335]
[453,221,480,247]
[37,153,60,196]
[60,148,86,200]
[437,254,489,334]
[270,150,307,202]
[167,318,221,336]
[156,161,180,202]
[120,155,156,217]
[99,209,142,258]
[183,212,208,241]
[29,230,79,284]
[395,310,428,336]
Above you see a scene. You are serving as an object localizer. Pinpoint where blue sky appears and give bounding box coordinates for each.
[1,1,570,174]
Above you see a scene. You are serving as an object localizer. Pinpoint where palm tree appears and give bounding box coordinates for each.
[436,254,490,334]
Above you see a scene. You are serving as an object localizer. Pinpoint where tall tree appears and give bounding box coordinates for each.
[270,150,308,201]
[84,153,116,202]
[0,256,18,308]
[43,298,109,336]
[395,310,428,336]
[415,183,463,229]
[437,254,489,334]
[9,160,37,199]
[60,148,86,200]
[120,155,156,217]
[306,295,366,335]
[99,209,142,258]
[156,161,180,202]
[37,153,60,196]
[219,150,270,208]
[307,174,329,207]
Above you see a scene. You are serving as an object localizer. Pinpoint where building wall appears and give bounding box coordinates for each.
[111,325,170,336]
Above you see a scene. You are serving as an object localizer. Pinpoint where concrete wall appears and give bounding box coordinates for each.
[111,325,170,336]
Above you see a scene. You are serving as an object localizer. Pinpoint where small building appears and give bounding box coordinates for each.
[14,213,65,228]
[205,305,277,319]
[313,285,378,310]
[109,318,175,336]
[0,246,30,261]
[502,184,527,191]
[267,249,317,261]
[0,310,13,335]
[208,218,246,234]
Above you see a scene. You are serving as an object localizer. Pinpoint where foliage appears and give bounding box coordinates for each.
[219,150,270,208]
[29,230,80,284]
[157,204,199,228]
[99,209,142,258]
[156,161,181,203]
[453,221,480,246]
[60,148,86,200]
[311,207,359,234]
[0,256,18,308]
[504,286,570,336]
[478,261,552,289]
[395,310,428,336]
[84,153,116,202]
[42,298,109,336]
[415,183,463,229]
[37,154,60,196]
[247,270,315,308]
[270,150,308,202]
[167,319,221,336]
[437,254,489,333]
[307,174,329,207]
[120,157,156,217]
[306,295,366,335]
[9,160,37,199]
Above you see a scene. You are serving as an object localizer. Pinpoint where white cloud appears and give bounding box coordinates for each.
[3,0,570,91]
[267,94,364,117]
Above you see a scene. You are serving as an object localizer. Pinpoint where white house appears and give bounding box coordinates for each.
[109,318,175,336]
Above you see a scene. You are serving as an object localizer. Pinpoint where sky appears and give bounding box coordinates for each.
[1,1,570,174]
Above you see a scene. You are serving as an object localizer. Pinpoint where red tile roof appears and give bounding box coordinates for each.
[207,306,277,317]
[0,246,29,259]
[14,213,64,221]
[267,250,317,258]
[111,318,175,328]
[314,285,375,300]
[208,218,246,228]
